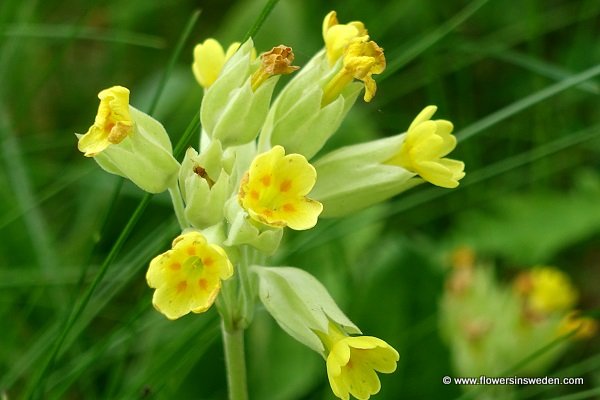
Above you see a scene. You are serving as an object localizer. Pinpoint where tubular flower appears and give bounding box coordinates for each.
[77,86,133,157]
[320,323,399,400]
[322,10,368,66]
[238,145,323,230]
[525,266,578,314]
[251,45,300,91]
[386,106,465,188]
[192,39,241,88]
[322,39,385,105]
[146,231,234,320]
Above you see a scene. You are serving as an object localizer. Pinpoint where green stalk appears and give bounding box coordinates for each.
[221,321,249,400]
[168,182,188,230]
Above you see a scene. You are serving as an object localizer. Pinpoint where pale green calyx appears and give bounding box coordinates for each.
[223,197,283,254]
[254,266,361,354]
[258,51,362,160]
[200,39,280,148]
[311,134,421,217]
[79,96,180,194]
[179,145,230,229]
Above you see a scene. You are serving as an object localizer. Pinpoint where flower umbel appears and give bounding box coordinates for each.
[77,86,133,156]
[146,231,233,320]
[322,39,385,105]
[319,323,399,400]
[193,38,241,88]
[251,45,300,91]
[238,145,323,230]
[386,106,465,188]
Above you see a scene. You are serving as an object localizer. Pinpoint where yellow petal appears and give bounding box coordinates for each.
[192,38,226,88]
[239,146,322,230]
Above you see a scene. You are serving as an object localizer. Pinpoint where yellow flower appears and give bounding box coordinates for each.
[77,86,133,157]
[322,10,368,66]
[238,145,323,230]
[250,45,300,91]
[558,311,598,339]
[192,39,241,88]
[319,323,399,400]
[322,39,386,105]
[386,106,465,188]
[146,231,233,320]
[527,266,578,314]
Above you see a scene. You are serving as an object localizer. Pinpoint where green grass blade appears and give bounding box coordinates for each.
[146,10,201,115]
[0,24,165,48]
[381,0,490,81]
[241,0,280,42]
[457,63,600,143]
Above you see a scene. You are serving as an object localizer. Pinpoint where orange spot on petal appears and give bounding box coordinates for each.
[260,175,271,186]
[250,190,259,200]
[280,180,292,192]
[198,279,208,290]
[282,203,295,212]
[263,209,273,217]
[187,246,196,255]
[169,262,181,271]
[203,257,213,266]
[176,281,188,293]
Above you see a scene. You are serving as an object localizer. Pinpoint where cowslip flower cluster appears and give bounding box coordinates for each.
[76,10,467,399]
[440,249,596,397]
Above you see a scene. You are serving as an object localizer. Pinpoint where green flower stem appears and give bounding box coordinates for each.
[222,321,248,400]
[168,182,188,230]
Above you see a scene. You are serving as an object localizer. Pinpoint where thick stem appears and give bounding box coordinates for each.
[222,322,248,400]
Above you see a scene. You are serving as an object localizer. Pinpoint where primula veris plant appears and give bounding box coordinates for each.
[440,249,597,399]
[77,10,467,400]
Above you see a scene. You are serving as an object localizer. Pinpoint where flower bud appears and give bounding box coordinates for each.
[77,86,179,193]
[192,39,241,89]
[179,145,230,229]
[258,51,363,159]
[201,40,295,148]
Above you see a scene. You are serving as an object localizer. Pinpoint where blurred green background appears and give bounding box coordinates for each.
[1,0,599,398]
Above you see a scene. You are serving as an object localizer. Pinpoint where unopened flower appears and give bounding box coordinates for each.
[78,86,133,156]
[318,322,399,400]
[193,39,241,88]
[238,145,322,230]
[146,231,233,320]
[386,106,465,188]
[322,38,385,105]
[251,45,300,91]
[322,11,368,66]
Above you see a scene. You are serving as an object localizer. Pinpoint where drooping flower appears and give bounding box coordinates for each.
[77,86,133,157]
[192,38,241,88]
[238,145,323,230]
[146,231,233,320]
[250,45,300,91]
[386,106,465,188]
[319,323,399,400]
[322,10,369,66]
[322,38,386,105]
